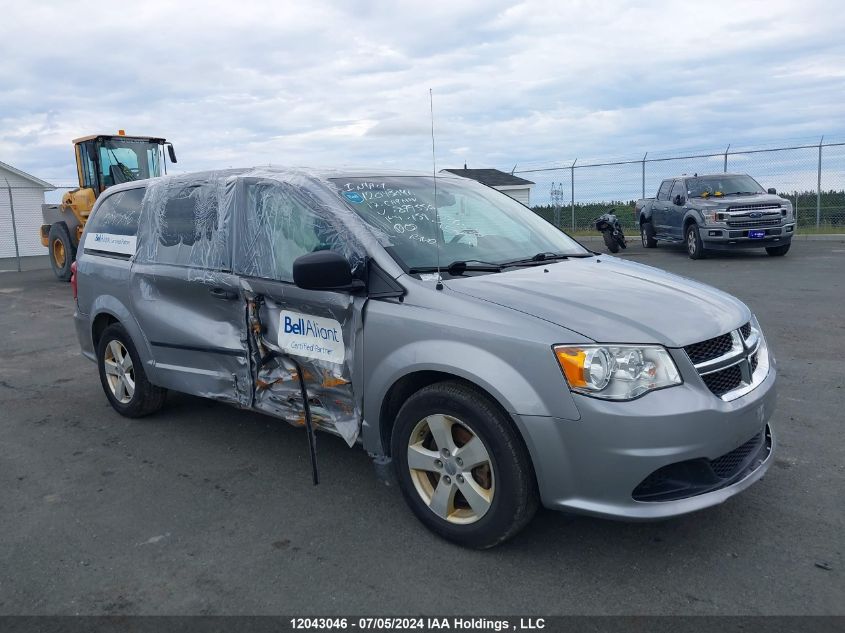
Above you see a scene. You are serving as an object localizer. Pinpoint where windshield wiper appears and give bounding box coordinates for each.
[408,259,503,276]
[500,252,591,267]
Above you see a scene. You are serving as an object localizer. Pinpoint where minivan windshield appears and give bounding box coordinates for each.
[686,175,764,198]
[332,176,589,271]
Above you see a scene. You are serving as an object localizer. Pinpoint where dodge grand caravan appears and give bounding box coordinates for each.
[73,167,776,548]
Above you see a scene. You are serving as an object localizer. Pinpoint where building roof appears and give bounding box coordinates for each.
[0,160,56,189]
[441,168,534,187]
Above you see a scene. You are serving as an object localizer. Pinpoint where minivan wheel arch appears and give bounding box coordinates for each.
[378,372,535,477]
[92,313,119,350]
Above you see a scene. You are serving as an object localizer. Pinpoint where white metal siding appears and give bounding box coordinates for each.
[496,187,531,207]
[0,167,48,257]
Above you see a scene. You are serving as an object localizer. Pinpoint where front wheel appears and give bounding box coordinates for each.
[48,223,75,281]
[97,323,167,417]
[391,381,538,549]
[766,243,791,257]
[603,231,620,253]
[686,224,706,259]
[641,221,658,248]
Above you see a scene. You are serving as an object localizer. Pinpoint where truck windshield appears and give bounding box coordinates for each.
[686,175,764,198]
[332,176,589,271]
[98,139,162,188]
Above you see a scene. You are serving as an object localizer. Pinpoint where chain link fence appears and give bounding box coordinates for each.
[521,139,845,233]
[3,138,845,271]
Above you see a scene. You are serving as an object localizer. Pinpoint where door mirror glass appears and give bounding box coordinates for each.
[293,251,356,291]
[767,187,776,195]
[167,143,178,164]
[673,194,685,206]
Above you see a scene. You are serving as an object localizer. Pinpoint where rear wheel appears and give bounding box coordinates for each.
[686,224,705,259]
[641,221,657,248]
[391,381,538,549]
[48,223,75,281]
[765,243,791,257]
[602,231,620,253]
[97,323,167,417]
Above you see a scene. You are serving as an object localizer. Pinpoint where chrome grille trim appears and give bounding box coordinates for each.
[726,203,783,212]
[687,324,768,402]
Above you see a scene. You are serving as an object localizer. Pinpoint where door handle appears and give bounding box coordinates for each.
[209,287,238,300]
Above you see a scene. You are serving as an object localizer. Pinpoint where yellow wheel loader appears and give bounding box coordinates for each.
[40,131,176,280]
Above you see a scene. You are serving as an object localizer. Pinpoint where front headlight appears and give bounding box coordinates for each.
[701,208,719,224]
[554,344,682,400]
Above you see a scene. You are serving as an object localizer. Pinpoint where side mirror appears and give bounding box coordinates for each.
[167,143,177,164]
[293,250,358,291]
[673,194,685,206]
[767,188,776,194]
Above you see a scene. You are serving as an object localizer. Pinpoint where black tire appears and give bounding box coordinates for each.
[686,223,706,259]
[765,243,791,257]
[47,223,75,281]
[391,380,539,549]
[97,323,167,418]
[602,231,620,253]
[641,221,657,248]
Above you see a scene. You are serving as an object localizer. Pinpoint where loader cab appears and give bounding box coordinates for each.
[74,133,176,194]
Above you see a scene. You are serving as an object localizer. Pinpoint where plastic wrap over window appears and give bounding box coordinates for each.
[233,174,366,281]
[136,170,241,280]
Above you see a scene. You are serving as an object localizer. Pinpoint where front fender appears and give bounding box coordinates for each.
[362,338,581,454]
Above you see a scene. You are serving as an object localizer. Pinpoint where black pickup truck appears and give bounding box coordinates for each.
[635,173,794,259]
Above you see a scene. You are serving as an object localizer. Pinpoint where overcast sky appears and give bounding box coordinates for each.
[2,0,844,188]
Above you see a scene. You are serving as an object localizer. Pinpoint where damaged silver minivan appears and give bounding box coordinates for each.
[73,168,776,548]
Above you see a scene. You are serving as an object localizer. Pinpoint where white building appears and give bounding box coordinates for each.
[0,161,55,258]
[441,166,535,206]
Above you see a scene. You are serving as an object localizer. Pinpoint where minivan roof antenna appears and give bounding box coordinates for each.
[429,88,443,290]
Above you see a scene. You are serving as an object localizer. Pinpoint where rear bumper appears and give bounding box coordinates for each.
[702,223,793,249]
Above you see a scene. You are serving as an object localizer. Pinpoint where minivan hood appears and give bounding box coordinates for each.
[445,256,749,347]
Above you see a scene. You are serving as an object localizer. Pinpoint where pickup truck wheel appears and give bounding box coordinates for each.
[765,243,791,257]
[686,224,706,259]
[48,223,75,281]
[602,231,620,253]
[391,381,538,549]
[641,221,657,248]
[97,323,167,418]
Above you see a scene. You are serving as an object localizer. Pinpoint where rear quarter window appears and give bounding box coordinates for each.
[87,187,145,236]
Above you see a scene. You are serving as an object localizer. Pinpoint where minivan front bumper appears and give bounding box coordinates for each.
[517,364,776,520]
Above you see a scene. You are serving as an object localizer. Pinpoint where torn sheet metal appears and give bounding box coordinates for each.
[133,167,370,446]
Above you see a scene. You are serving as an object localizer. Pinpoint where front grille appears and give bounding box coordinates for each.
[725,218,782,229]
[726,203,782,212]
[740,322,751,339]
[710,431,764,478]
[750,353,759,373]
[701,364,743,397]
[684,333,733,364]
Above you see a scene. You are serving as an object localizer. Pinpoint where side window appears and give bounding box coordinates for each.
[657,180,673,201]
[235,182,342,282]
[670,180,686,203]
[78,142,99,191]
[87,188,144,236]
[149,180,228,270]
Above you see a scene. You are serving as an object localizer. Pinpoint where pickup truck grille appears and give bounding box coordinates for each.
[726,217,782,229]
[726,203,782,213]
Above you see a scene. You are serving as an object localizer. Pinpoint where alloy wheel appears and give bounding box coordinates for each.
[103,340,135,404]
[406,414,495,524]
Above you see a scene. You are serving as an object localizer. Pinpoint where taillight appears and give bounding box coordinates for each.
[70,261,78,300]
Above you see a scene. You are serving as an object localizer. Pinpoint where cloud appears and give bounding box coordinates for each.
[0,0,843,194]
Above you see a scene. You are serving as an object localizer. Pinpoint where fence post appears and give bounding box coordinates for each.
[817,136,823,229]
[794,190,799,229]
[642,152,648,200]
[570,159,577,232]
[724,144,730,173]
[4,178,22,273]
